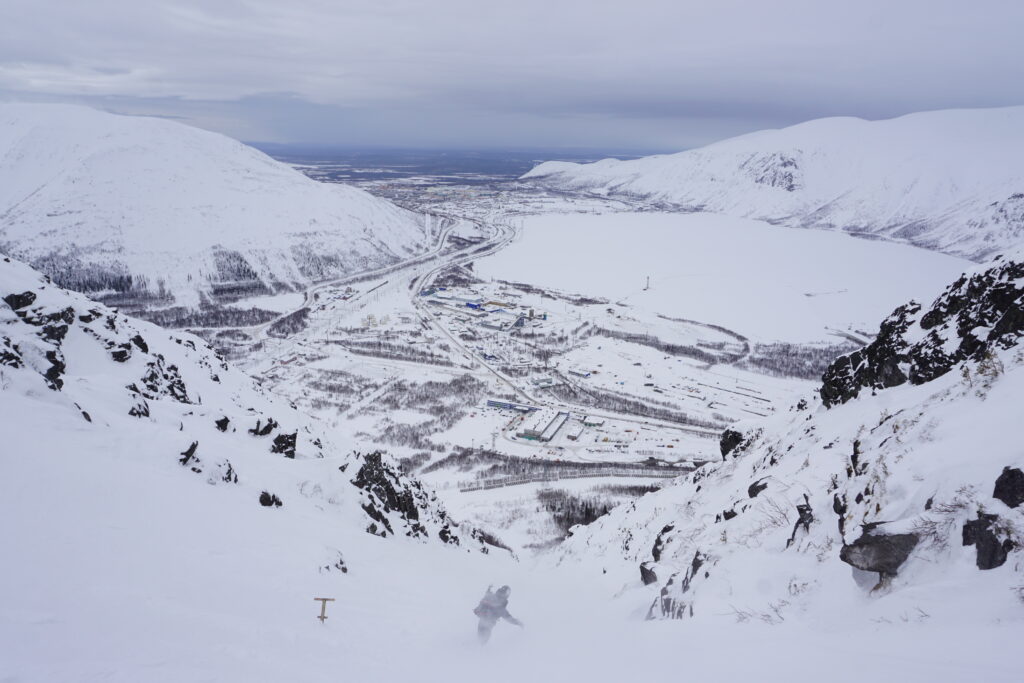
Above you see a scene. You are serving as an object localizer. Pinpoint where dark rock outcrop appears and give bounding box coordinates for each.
[3,291,37,310]
[351,452,425,538]
[821,256,1024,406]
[648,550,706,620]
[128,396,150,418]
[786,494,814,548]
[962,513,1015,570]
[179,441,199,467]
[259,491,283,507]
[640,561,658,586]
[270,432,297,458]
[720,429,745,458]
[248,418,277,437]
[993,467,1024,509]
[839,529,919,577]
[651,524,674,562]
[0,338,22,368]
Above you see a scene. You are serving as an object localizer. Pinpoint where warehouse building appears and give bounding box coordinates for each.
[486,399,536,413]
[566,423,586,441]
[517,409,569,441]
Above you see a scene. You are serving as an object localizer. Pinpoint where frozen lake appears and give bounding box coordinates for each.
[477,212,970,342]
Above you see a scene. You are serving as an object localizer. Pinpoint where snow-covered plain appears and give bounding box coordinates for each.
[476,212,968,342]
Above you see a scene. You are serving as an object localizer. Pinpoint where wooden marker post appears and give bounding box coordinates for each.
[314,597,335,623]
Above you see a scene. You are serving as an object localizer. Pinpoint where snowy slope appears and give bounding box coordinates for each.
[524,107,1024,261]
[3,261,1023,682]
[554,251,1024,625]
[0,253,487,549]
[0,104,431,310]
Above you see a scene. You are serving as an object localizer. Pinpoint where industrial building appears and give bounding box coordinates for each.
[487,399,536,412]
[517,409,569,441]
[566,423,586,441]
[582,415,605,427]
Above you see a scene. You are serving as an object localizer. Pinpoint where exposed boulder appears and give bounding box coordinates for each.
[962,513,1015,570]
[993,467,1024,509]
[840,528,919,578]
[651,524,674,562]
[3,291,37,310]
[270,432,297,458]
[720,429,745,458]
[259,491,283,507]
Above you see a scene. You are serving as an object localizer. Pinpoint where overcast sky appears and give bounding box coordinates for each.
[2,0,1023,151]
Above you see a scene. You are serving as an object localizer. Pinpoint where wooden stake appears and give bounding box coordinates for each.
[314,597,335,623]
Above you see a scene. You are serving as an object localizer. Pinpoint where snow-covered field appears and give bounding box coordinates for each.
[477,212,968,342]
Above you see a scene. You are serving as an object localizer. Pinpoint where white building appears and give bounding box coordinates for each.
[517,409,569,441]
[566,423,586,441]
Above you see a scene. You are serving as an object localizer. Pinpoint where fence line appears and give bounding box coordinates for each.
[458,467,691,492]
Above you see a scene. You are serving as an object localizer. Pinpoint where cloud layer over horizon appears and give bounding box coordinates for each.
[3,0,1023,150]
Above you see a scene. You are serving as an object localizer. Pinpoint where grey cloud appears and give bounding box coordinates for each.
[2,0,1023,149]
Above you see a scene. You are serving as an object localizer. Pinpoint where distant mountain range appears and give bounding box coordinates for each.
[524,107,1024,261]
[0,104,433,314]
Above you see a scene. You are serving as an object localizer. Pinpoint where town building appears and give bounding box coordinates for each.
[517,409,569,441]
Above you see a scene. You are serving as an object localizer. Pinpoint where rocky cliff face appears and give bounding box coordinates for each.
[820,253,1024,406]
[554,254,1024,625]
[0,254,485,552]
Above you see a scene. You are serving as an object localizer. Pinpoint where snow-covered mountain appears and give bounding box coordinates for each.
[0,104,432,313]
[524,107,1024,261]
[0,253,488,550]
[555,250,1024,624]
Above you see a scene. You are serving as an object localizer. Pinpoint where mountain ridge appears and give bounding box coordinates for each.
[523,107,1024,261]
[0,103,433,312]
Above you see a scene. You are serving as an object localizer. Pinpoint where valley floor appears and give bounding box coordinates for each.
[216,187,970,554]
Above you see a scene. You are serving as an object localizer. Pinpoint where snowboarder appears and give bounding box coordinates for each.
[473,585,523,644]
